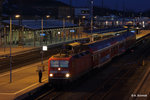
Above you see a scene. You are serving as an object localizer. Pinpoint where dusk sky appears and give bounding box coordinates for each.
[57,0,150,12]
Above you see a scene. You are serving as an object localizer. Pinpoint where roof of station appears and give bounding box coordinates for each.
[84,27,127,35]
[3,19,77,30]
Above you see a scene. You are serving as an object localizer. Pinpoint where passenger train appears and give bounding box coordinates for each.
[48,28,136,83]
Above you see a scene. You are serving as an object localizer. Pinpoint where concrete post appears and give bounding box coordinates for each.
[34,31,36,47]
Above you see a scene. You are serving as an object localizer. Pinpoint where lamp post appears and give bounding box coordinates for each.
[15,14,22,46]
[67,15,72,40]
[63,18,66,41]
[45,15,50,44]
[82,15,86,26]
[79,18,81,38]
[9,17,12,83]
[41,17,44,65]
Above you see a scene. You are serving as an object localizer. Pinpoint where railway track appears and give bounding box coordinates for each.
[129,62,150,100]
[129,71,150,100]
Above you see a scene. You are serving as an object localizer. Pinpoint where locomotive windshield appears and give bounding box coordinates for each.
[60,60,69,67]
[50,60,59,67]
[50,60,69,67]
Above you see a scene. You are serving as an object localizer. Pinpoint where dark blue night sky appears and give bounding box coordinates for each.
[57,0,150,12]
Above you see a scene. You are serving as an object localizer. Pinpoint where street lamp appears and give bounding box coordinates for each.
[82,16,86,19]
[46,15,50,19]
[67,15,71,19]
[8,15,22,83]
[66,15,73,40]
[15,14,21,19]
[8,15,20,83]
[15,14,22,46]
[81,16,86,27]
[9,17,12,83]
[116,21,119,26]
[94,16,97,19]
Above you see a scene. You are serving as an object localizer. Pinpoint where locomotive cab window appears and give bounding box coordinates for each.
[60,60,69,67]
[50,60,69,67]
[50,60,59,67]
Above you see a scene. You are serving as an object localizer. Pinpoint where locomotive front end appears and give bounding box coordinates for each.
[48,54,72,83]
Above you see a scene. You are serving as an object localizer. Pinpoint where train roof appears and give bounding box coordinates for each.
[84,39,111,52]
[51,54,72,58]
[85,31,135,52]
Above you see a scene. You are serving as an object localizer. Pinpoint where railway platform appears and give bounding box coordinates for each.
[0,60,48,100]
[136,30,150,39]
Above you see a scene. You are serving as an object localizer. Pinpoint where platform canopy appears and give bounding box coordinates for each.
[3,19,77,30]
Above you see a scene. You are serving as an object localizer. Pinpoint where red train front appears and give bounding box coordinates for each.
[48,42,92,83]
[48,55,71,81]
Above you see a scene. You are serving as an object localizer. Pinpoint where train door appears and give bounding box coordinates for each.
[110,45,118,57]
[118,41,125,55]
[92,53,99,67]
[99,48,111,66]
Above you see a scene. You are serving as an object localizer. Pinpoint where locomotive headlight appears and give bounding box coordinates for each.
[65,73,70,78]
[50,73,53,77]
[58,68,61,71]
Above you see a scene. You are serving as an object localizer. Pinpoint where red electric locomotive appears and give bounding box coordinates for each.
[48,42,92,83]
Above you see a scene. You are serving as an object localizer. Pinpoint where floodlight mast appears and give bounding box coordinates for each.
[41,18,44,65]
[10,17,12,83]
